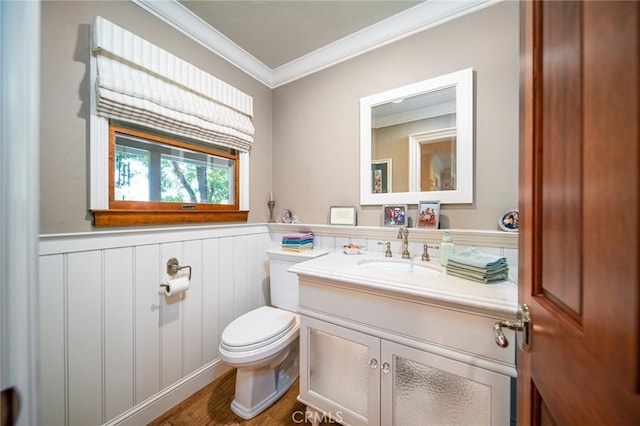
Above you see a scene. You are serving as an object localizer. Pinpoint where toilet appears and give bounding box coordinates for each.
[218,247,327,419]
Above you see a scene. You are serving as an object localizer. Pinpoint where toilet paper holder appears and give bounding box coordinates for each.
[166,257,192,280]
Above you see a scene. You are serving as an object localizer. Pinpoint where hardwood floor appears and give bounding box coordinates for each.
[148,369,328,426]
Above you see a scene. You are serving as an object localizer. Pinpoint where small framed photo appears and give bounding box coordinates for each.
[382,204,408,227]
[329,206,357,226]
[417,201,440,229]
[499,209,519,232]
[371,159,392,193]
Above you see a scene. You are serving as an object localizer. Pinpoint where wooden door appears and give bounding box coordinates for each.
[519,1,640,424]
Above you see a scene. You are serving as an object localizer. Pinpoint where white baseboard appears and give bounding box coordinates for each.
[106,360,232,426]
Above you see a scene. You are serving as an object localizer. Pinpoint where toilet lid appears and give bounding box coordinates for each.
[221,306,296,352]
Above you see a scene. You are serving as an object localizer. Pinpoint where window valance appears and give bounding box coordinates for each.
[92,16,254,152]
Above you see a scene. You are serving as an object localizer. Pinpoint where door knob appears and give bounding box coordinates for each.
[493,303,531,351]
[368,358,378,369]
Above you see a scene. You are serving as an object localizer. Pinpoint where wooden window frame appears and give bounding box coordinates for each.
[92,125,248,226]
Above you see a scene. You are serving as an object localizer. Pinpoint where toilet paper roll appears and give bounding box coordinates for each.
[162,276,190,296]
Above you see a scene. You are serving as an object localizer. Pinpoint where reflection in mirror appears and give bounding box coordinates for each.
[360,68,473,205]
[409,127,456,192]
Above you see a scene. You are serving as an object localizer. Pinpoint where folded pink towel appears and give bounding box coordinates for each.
[282,232,313,240]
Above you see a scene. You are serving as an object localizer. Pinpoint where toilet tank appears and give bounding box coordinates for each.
[266,248,328,312]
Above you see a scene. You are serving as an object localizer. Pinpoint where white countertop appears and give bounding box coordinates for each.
[289,251,518,317]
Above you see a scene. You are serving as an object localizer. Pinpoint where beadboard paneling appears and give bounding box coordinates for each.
[202,238,221,364]
[39,225,271,425]
[135,243,162,405]
[38,254,66,426]
[104,247,135,421]
[183,239,204,376]
[67,250,103,425]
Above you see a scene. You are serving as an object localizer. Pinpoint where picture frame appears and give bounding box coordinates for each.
[329,206,357,226]
[417,200,440,229]
[371,159,392,194]
[382,204,408,227]
[498,209,519,232]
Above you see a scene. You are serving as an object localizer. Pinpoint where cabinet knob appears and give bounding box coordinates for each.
[382,362,390,374]
[368,358,378,369]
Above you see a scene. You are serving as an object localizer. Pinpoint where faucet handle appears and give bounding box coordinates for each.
[421,243,439,262]
[421,243,430,261]
[378,241,392,257]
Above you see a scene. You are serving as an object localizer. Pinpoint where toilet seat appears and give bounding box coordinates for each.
[221,306,296,352]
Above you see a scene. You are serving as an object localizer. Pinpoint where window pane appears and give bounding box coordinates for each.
[160,154,234,204]
[115,145,150,201]
[114,132,235,205]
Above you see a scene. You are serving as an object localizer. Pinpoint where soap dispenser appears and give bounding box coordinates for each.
[440,232,455,266]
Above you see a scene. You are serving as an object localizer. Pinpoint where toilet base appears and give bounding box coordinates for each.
[230,338,299,420]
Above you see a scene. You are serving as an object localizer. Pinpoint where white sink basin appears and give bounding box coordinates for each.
[356,258,443,278]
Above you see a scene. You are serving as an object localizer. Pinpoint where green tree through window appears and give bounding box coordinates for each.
[113,127,235,205]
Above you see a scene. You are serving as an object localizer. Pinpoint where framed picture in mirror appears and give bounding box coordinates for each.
[382,204,407,227]
[417,200,440,229]
[371,159,392,193]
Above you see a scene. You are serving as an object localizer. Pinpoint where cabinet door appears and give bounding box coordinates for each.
[299,316,381,426]
[380,340,511,426]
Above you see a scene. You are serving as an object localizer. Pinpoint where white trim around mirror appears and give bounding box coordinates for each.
[360,68,474,205]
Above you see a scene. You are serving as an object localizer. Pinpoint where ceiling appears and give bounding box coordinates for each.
[134,0,495,87]
[177,1,423,69]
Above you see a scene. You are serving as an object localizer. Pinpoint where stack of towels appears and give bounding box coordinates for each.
[446,248,509,283]
[281,232,314,253]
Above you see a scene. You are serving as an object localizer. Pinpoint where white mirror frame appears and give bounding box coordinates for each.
[360,68,474,205]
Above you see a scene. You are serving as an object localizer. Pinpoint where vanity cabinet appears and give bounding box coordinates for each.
[291,259,517,426]
[300,316,511,426]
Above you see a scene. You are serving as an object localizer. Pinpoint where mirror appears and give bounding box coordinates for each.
[360,68,474,205]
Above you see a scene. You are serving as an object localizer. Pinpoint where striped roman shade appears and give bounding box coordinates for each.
[92,16,254,152]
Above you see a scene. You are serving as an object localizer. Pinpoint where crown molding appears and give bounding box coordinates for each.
[132,0,274,87]
[133,0,498,89]
[271,0,497,87]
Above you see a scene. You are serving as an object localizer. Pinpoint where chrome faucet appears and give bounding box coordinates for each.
[397,227,411,259]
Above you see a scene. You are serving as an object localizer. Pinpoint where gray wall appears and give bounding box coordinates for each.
[40,1,273,233]
[272,1,519,229]
[40,1,519,234]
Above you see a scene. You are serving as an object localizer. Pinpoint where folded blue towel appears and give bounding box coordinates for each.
[448,248,506,270]
[446,263,508,280]
[447,259,506,274]
[446,269,509,284]
[282,239,313,245]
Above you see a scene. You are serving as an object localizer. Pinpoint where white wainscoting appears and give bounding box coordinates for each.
[38,223,517,425]
[39,224,272,425]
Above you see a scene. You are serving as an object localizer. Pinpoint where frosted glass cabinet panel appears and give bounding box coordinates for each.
[300,316,512,426]
[309,329,370,417]
[381,340,510,426]
[300,316,381,426]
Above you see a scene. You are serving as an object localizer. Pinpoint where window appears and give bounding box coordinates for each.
[90,17,254,227]
[91,125,248,226]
